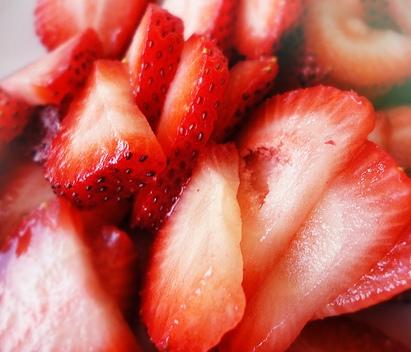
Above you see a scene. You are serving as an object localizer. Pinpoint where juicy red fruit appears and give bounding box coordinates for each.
[35,0,148,57]
[0,29,102,106]
[125,4,184,128]
[132,35,229,231]
[45,60,166,208]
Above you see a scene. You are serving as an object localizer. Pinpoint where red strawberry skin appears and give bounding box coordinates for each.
[0,88,33,151]
[1,29,102,106]
[213,57,278,142]
[234,0,303,58]
[317,223,411,318]
[224,142,411,352]
[89,225,139,315]
[35,0,148,57]
[288,318,409,352]
[131,35,229,231]
[125,4,184,128]
[45,60,166,208]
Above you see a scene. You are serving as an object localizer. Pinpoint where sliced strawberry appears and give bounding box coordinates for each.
[304,0,411,93]
[234,0,303,58]
[237,86,375,295]
[389,0,411,34]
[45,60,166,208]
[34,0,148,57]
[0,161,55,244]
[213,57,279,142]
[142,144,245,351]
[288,318,409,352]
[0,29,102,106]
[89,225,139,315]
[0,200,140,351]
[223,142,411,352]
[125,4,184,128]
[317,223,411,319]
[161,0,237,49]
[131,35,229,230]
[369,110,390,150]
[0,88,33,151]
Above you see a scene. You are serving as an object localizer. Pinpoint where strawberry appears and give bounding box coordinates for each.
[89,225,139,315]
[1,29,101,106]
[131,35,229,231]
[125,4,184,128]
[317,223,411,319]
[45,60,166,208]
[34,0,148,57]
[161,0,237,49]
[0,88,33,152]
[141,144,245,352]
[0,161,55,245]
[304,0,411,94]
[236,86,375,295]
[223,142,411,352]
[213,57,279,142]
[389,0,411,34]
[288,318,409,352]
[233,0,303,58]
[0,199,140,351]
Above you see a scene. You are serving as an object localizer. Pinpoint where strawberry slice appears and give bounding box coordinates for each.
[125,4,184,128]
[317,223,411,319]
[304,0,411,93]
[213,57,279,142]
[89,225,139,315]
[141,144,245,351]
[0,200,140,351]
[0,88,33,151]
[224,142,411,352]
[237,86,375,295]
[288,318,409,352]
[0,161,55,244]
[0,29,102,106]
[34,0,148,57]
[161,0,237,49]
[389,0,411,34]
[234,0,303,58]
[45,60,166,208]
[131,35,229,230]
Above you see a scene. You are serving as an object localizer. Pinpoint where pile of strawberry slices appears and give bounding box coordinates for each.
[1,0,411,351]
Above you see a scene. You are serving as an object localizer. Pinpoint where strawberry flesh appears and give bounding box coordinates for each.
[0,29,102,106]
[125,4,184,128]
[142,144,245,352]
[131,35,229,231]
[34,0,148,57]
[45,60,166,208]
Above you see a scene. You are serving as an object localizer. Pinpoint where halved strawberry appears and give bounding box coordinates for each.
[0,88,33,152]
[34,0,148,57]
[45,60,166,208]
[131,35,229,230]
[0,200,140,351]
[237,86,375,295]
[288,317,409,352]
[213,57,279,142]
[142,144,245,352]
[389,0,411,34]
[317,223,411,319]
[304,0,411,93]
[125,4,184,128]
[89,225,139,315]
[223,142,411,352]
[0,161,55,244]
[0,29,102,106]
[233,0,303,58]
[161,0,237,49]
